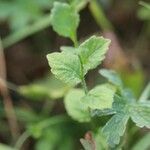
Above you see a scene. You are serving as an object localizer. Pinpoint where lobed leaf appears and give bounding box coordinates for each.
[82,84,116,110]
[50,2,79,41]
[64,89,91,122]
[96,87,150,147]
[47,52,82,86]
[102,113,129,147]
[77,36,110,73]
[129,102,150,128]
[112,95,129,113]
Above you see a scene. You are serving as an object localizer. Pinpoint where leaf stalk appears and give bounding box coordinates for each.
[72,35,88,94]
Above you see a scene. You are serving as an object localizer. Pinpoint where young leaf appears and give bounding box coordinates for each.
[50,2,79,42]
[99,69,123,87]
[129,102,150,128]
[82,84,116,110]
[60,46,77,54]
[102,113,129,147]
[64,89,91,122]
[46,52,82,85]
[77,36,110,73]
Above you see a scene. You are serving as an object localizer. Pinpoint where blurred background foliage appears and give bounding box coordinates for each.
[0,0,150,149]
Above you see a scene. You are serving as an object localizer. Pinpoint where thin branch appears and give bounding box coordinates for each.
[14,131,30,150]
[2,15,51,48]
[0,37,19,141]
[89,0,113,31]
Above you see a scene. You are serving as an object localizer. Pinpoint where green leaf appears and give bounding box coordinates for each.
[60,46,77,54]
[91,108,116,117]
[129,102,150,128]
[83,84,116,110]
[15,108,40,124]
[36,126,74,150]
[98,91,150,147]
[120,70,145,98]
[99,95,129,147]
[28,115,68,138]
[77,36,110,73]
[138,6,150,20]
[0,143,16,150]
[99,69,123,87]
[64,89,91,122]
[139,82,150,102]
[69,0,89,12]
[112,95,129,113]
[102,113,129,147]
[80,139,94,150]
[139,1,150,10]
[94,129,108,150]
[50,2,79,42]
[19,75,70,100]
[0,0,43,31]
[47,52,82,85]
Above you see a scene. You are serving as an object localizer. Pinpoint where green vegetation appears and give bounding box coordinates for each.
[0,0,149,150]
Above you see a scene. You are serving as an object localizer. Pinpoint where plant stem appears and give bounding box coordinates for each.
[15,131,30,150]
[79,54,88,94]
[2,15,51,48]
[72,34,88,94]
[2,1,88,49]
[0,38,19,141]
[15,115,69,149]
[72,32,78,48]
[81,77,88,94]
[89,0,113,31]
